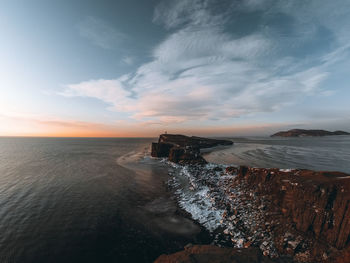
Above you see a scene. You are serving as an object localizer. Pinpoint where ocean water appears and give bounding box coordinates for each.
[0,136,349,263]
[0,137,209,263]
[204,136,350,173]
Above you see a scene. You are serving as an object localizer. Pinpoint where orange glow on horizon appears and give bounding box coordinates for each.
[0,113,288,138]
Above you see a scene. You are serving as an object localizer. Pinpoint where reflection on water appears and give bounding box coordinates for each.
[0,137,210,263]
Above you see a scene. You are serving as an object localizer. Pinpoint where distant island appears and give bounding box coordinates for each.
[271,129,350,137]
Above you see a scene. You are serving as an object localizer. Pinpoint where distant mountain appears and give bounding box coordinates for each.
[271,129,350,137]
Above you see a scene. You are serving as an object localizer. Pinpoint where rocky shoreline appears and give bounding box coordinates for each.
[151,134,350,263]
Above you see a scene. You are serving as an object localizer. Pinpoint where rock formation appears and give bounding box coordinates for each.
[151,134,233,165]
[271,129,350,137]
[152,134,350,262]
[155,165,350,263]
[154,245,283,263]
[231,166,350,262]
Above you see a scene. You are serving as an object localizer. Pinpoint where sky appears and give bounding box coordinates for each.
[1,0,350,137]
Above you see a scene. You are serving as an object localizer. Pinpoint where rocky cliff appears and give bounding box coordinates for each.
[271,129,350,137]
[155,166,350,263]
[230,167,350,262]
[154,245,284,263]
[151,134,233,164]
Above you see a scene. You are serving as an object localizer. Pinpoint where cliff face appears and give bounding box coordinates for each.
[233,167,350,262]
[154,245,281,263]
[271,129,350,137]
[151,134,233,165]
[152,134,350,262]
[155,166,350,263]
[157,134,233,148]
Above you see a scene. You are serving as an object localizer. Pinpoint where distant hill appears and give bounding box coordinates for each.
[271,129,350,137]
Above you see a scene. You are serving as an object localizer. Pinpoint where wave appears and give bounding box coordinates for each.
[116,146,151,167]
[166,161,278,256]
[204,138,350,173]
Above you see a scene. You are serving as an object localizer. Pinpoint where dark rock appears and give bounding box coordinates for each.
[158,134,233,149]
[154,245,283,263]
[151,142,174,157]
[178,154,207,165]
[168,147,185,163]
[233,166,350,262]
[151,134,233,165]
[168,147,207,164]
[213,166,223,172]
[225,166,238,175]
[271,129,350,137]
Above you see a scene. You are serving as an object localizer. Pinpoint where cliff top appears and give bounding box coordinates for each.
[158,134,233,148]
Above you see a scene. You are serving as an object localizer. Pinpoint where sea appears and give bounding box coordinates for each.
[0,136,349,263]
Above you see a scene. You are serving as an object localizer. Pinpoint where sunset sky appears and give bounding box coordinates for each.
[1,0,350,137]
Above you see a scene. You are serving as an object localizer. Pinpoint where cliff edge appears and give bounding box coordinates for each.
[231,167,350,262]
[155,245,283,263]
[155,166,350,263]
[151,134,233,164]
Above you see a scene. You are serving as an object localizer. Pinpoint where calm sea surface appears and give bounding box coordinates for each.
[0,136,349,263]
[0,137,208,263]
[204,136,350,173]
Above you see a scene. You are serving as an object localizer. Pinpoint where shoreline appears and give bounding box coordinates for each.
[150,134,350,263]
[116,147,215,260]
[157,160,350,262]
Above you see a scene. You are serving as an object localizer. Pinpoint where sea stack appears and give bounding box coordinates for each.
[151,134,233,165]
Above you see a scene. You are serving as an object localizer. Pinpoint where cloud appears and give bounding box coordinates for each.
[122,56,134,65]
[153,0,232,29]
[61,78,134,112]
[64,0,350,126]
[77,16,126,49]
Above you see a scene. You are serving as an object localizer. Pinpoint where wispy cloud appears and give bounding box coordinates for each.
[61,78,134,112]
[122,56,134,65]
[77,16,126,49]
[65,0,350,126]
